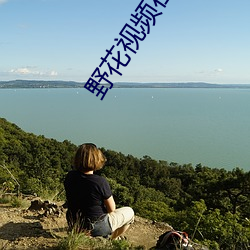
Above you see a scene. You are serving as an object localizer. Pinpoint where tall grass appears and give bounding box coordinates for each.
[10,196,29,208]
[0,194,29,208]
[56,227,144,250]
[57,229,94,250]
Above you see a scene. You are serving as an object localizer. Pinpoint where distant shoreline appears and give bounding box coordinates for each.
[1,80,250,89]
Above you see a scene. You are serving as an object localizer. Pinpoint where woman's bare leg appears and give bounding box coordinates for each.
[111,224,130,239]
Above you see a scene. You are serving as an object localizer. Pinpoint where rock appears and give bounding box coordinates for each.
[28,199,44,210]
[28,199,63,217]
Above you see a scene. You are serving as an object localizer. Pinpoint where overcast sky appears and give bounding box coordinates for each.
[1,0,250,84]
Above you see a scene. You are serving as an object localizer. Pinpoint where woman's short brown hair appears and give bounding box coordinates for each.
[73,143,106,172]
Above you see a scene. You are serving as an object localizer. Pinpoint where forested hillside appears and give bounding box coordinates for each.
[0,117,249,249]
[0,118,77,196]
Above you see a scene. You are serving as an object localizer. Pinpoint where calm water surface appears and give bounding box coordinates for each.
[0,88,249,171]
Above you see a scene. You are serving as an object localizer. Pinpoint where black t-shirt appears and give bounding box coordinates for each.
[64,170,112,219]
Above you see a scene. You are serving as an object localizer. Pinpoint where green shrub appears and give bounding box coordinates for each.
[10,196,29,208]
[57,230,94,250]
[0,195,12,204]
[133,201,173,222]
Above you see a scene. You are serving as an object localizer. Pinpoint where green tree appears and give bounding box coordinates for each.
[134,201,173,222]
[220,168,250,216]
[106,178,134,206]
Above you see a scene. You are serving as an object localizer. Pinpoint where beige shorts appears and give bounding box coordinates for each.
[107,206,134,232]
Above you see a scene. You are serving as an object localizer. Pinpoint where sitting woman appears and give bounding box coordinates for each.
[64,143,134,239]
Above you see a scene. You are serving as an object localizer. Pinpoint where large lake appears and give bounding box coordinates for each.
[0,88,249,171]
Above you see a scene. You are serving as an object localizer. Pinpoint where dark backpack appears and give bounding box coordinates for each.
[155,230,192,250]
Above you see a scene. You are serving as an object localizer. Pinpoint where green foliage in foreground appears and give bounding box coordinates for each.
[57,234,143,250]
[56,227,144,250]
[1,117,250,249]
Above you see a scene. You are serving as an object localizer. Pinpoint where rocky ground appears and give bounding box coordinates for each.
[0,198,173,250]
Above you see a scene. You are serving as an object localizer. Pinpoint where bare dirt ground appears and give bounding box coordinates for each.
[0,200,173,250]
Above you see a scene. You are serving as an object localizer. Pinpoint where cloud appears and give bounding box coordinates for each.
[9,67,58,77]
[214,68,223,73]
[0,0,8,5]
[50,70,58,76]
[10,68,31,75]
[198,68,223,75]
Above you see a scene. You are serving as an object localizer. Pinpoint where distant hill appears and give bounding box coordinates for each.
[0,80,84,88]
[1,80,250,89]
[114,82,250,88]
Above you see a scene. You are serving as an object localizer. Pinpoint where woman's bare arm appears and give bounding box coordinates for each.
[104,195,116,213]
